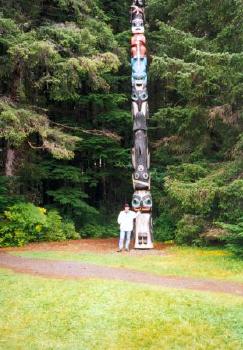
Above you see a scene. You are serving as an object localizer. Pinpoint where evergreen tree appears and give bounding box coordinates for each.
[147,0,243,245]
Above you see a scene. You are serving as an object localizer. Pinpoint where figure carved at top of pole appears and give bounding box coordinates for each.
[132,0,145,8]
[130,0,153,248]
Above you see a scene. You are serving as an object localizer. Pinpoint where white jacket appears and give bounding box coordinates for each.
[117,210,137,231]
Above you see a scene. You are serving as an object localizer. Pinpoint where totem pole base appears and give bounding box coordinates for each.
[134,239,153,249]
[134,212,153,249]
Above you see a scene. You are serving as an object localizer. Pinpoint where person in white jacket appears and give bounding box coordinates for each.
[117,203,138,252]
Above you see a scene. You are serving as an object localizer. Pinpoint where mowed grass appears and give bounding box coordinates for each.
[0,268,243,350]
[13,246,243,283]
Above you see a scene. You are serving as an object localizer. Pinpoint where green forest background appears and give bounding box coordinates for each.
[0,0,242,253]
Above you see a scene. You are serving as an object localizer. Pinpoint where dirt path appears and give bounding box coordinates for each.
[0,238,171,255]
[1,251,243,297]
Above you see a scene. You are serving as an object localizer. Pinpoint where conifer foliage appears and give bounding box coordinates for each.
[147,0,243,250]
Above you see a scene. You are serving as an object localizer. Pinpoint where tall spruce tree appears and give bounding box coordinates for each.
[0,0,131,226]
[147,0,243,243]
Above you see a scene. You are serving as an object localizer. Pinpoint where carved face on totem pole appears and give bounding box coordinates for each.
[132,190,152,212]
[133,111,147,131]
[132,73,147,86]
[131,57,147,85]
[132,0,145,7]
[131,34,146,57]
[131,6,145,33]
[132,16,145,34]
[132,130,150,190]
[132,86,148,118]
[131,38,147,85]
[131,5,145,22]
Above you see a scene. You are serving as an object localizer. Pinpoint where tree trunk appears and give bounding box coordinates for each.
[5,147,16,176]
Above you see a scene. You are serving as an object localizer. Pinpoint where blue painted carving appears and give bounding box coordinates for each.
[131,57,147,86]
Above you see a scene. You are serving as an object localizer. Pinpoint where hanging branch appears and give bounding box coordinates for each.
[28,141,44,149]
[49,121,121,142]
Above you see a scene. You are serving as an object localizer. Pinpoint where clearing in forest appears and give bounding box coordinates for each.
[1,239,243,349]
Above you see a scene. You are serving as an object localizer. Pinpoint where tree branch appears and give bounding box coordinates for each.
[50,121,121,141]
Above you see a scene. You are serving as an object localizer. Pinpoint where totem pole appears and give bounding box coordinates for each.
[131,0,153,249]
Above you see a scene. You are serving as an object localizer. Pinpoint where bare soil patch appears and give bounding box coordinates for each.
[0,238,171,255]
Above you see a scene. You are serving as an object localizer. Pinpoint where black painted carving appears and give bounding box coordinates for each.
[132,0,145,7]
[132,130,149,189]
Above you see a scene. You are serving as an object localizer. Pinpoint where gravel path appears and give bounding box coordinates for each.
[1,252,243,297]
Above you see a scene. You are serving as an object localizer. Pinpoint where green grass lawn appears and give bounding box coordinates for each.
[0,268,243,350]
[13,246,243,283]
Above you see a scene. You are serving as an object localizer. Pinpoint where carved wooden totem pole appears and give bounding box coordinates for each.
[131,0,153,249]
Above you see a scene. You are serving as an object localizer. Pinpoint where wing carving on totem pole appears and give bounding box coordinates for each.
[130,0,153,248]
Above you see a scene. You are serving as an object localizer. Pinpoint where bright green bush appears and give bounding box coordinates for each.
[0,203,79,246]
[0,203,47,246]
[175,215,205,245]
[44,210,66,241]
[62,221,80,240]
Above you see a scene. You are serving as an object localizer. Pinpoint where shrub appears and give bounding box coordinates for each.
[165,177,217,215]
[81,223,117,238]
[62,220,80,240]
[0,203,47,246]
[44,210,66,241]
[0,203,79,246]
[154,213,175,242]
[217,219,243,258]
[218,180,243,222]
[175,214,205,245]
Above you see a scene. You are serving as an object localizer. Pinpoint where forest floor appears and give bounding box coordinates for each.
[1,239,243,349]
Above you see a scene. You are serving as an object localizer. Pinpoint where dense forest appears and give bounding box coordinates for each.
[0,1,242,252]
